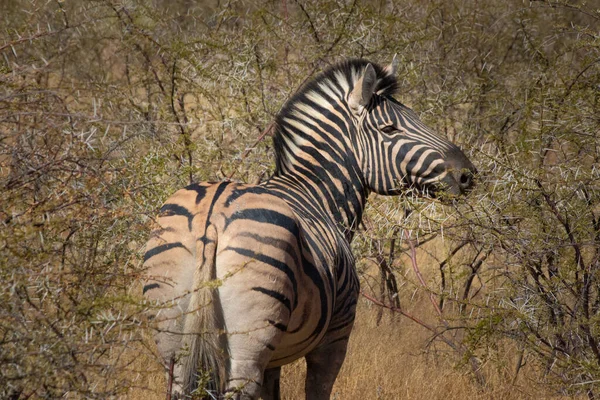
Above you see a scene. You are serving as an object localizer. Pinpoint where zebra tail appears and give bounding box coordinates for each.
[181,224,227,397]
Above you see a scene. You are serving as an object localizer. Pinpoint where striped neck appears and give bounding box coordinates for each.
[267,59,399,238]
[267,127,368,239]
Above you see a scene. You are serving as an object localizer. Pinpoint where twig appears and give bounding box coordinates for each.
[226,122,275,181]
[166,357,175,400]
[365,229,487,386]
[360,291,457,349]
[403,229,448,327]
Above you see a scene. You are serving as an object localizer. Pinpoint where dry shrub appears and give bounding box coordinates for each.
[1,0,599,398]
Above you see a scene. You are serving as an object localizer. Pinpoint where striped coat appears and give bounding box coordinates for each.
[143,57,475,399]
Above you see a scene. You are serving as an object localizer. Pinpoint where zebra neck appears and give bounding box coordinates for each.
[267,160,368,241]
[271,96,371,239]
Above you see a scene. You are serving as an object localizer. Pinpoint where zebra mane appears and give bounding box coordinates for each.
[276,59,399,125]
[273,59,399,173]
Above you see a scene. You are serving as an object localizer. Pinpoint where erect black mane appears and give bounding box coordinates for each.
[272,59,399,173]
[275,59,398,126]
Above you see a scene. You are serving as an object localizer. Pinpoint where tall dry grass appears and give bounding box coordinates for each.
[128,301,580,400]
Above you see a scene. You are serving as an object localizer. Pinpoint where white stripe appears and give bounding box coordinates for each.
[416,158,444,183]
[400,144,428,175]
[306,90,335,110]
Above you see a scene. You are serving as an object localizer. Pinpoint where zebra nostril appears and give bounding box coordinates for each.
[459,171,473,188]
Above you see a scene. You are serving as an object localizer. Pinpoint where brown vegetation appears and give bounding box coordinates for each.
[1,0,599,398]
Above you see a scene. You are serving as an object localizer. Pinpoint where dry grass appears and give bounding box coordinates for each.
[278,302,567,400]
[127,300,578,400]
[280,305,479,400]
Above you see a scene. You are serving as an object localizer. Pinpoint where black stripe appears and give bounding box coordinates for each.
[198,182,229,266]
[226,208,299,238]
[268,319,288,331]
[159,203,194,231]
[143,242,189,262]
[267,176,333,229]
[298,248,330,344]
[223,185,267,207]
[197,235,215,245]
[149,226,175,238]
[415,151,443,180]
[300,234,334,292]
[142,283,160,294]
[335,253,355,297]
[204,182,229,233]
[405,146,428,184]
[229,246,298,310]
[251,286,292,313]
[333,296,357,316]
[185,183,208,204]
[293,151,347,224]
[284,106,348,157]
[327,316,356,333]
[237,232,301,271]
[298,145,357,222]
[208,182,229,214]
[380,139,393,190]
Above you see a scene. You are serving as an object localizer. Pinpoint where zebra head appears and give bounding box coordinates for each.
[348,57,476,198]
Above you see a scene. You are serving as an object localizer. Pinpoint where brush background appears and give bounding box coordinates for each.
[1,0,599,398]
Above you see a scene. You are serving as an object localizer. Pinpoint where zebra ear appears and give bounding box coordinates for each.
[383,54,399,76]
[348,63,377,113]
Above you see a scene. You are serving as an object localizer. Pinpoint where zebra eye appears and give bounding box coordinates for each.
[380,125,397,134]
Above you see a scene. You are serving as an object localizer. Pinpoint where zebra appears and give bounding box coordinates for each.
[142,57,476,399]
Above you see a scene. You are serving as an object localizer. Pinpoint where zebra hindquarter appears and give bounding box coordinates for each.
[213,193,308,397]
[143,183,227,396]
[145,182,316,397]
[142,204,201,394]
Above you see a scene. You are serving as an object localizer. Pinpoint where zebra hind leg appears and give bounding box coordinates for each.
[304,338,350,400]
[260,366,281,400]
